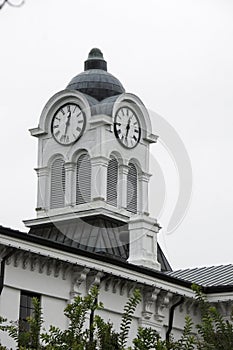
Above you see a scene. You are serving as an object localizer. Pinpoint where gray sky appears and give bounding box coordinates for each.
[0,0,233,270]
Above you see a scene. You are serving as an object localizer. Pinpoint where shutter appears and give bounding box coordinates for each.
[50,158,65,209]
[127,163,137,213]
[107,157,118,207]
[76,154,91,205]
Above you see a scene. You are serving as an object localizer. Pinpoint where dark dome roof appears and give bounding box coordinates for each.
[66,48,125,101]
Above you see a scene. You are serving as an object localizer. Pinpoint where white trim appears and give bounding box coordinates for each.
[0,234,195,298]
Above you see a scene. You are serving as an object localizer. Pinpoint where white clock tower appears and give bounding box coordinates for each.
[24,48,161,271]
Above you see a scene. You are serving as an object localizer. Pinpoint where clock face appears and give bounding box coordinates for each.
[114,107,141,148]
[51,103,85,145]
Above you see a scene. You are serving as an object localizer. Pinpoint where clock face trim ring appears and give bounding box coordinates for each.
[114,107,141,149]
[51,103,86,145]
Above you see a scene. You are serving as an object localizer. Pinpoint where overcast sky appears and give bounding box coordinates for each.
[0,0,233,270]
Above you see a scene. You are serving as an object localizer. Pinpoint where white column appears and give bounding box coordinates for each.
[138,171,151,215]
[35,167,49,213]
[118,164,129,210]
[64,162,76,206]
[128,214,161,271]
[90,156,109,201]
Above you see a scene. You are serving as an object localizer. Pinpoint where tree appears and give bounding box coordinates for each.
[0,285,233,350]
[192,284,233,350]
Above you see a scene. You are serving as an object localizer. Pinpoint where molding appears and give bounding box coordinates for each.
[70,266,90,299]
[0,235,195,298]
[24,204,130,228]
[138,172,152,183]
[142,287,160,320]
[29,127,47,138]
[89,114,112,128]
[143,133,158,144]
[90,155,109,167]
[86,270,104,292]
[34,167,49,176]
[155,291,173,322]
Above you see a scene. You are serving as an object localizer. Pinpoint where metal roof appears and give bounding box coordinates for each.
[67,69,125,101]
[66,49,125,101]
[1,225,233,293]
[28,218,171,272]
[166,264,233,287]
[29,217,129,261]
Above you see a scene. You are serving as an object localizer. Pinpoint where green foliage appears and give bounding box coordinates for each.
[41,286,141,350]
[174,315,195,350]
[95,315,120,350]
[41,285,101,349]
[133,327,163,350]
[0,297,43,350]
[192,284,233,350]
[0,319,7,350]
[118,289,141,349]
[1,283,233,350]
[132,317,195,350]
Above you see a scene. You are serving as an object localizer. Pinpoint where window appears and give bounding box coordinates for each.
[50,158,65,209]
[76,153,91,205]
[19,291,40,332]
[127,163,137,213]
[106,156,118,207]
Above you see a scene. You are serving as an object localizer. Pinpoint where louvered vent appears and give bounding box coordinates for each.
[127,163,137,213]
[107,157,118,207]
[50,158,65,209]
[76,154,91,205]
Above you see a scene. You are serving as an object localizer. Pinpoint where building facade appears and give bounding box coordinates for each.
[0,49,232,349]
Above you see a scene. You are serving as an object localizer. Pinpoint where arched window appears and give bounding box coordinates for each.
[127,163,137,213]
[50,158,65,209]
[107,156,118,207]
[76,153,91,205]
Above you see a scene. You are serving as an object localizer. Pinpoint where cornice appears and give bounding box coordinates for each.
[0,232,194,298]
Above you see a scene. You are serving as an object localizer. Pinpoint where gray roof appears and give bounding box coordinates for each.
[166,264,233,287]
[66,48,125,101]
[2,225,233,292]
[29,217,129,261]
[29,217,172,272]
[67,69,125,101]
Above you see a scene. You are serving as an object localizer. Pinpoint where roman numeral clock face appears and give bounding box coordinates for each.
[114,107,141,148]
[51,103,85,145]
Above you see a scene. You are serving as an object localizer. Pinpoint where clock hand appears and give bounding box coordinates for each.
[125,117,132,138]
[64,112,71,134]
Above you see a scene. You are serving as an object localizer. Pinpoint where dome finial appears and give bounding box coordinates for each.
[88,48,104,60]
[85,48,107,71]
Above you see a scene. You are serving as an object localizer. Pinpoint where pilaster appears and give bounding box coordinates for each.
[64,162,76,206]
[138,171,151,215]
[90,156,109,201]
[35,167,49,212]
[128,214,161,270]
[119,164,129,210]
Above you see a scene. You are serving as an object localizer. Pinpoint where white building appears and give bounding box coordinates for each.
[0,48,232,349]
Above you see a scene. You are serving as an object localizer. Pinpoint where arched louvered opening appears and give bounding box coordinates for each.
[50,158,65,209]
[127,163,138,213]
[76,153,91,205]
[107,156,118,207]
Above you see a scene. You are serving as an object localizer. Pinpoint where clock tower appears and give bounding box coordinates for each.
[25,48,161,271]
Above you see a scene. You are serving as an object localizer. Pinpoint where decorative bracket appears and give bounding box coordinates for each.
[70,266,90,299]
[142,287,160,320]
[155,291,173,322]
[86,270,104,292]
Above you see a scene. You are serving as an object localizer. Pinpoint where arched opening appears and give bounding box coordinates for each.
[106,156,118,207]
[50,158,65,209]
[76,153,91,205]
[127,162,137,213]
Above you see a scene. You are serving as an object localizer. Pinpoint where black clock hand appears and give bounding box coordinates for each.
[64,112,71,135]
[125,117,132,138]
